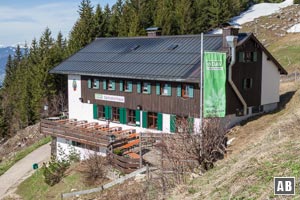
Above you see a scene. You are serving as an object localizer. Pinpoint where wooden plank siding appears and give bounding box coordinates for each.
[226,37,263,115]
[80,37,263,117]
[81,76,201,118]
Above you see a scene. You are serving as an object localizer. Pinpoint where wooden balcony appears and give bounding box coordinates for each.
[40,119,111,148]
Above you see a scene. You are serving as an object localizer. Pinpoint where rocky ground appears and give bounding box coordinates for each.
[0,123,45,163]
[242,4,300,46]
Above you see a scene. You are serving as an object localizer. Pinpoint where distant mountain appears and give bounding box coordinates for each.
[0,46,17,86]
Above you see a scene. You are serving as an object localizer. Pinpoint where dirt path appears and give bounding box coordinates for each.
[0,143,51,199]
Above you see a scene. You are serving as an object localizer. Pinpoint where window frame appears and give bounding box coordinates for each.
[142,82,150,94]
[182,84,189,98]
[123,80,132,92]
[127,109,136,125]
[148,112,158,129]
[160,83,170,96]
[97,105,106,119]
[88,78,100,89]
[107,80,115,91]
[243,78,253,90]
[112,107,120,122]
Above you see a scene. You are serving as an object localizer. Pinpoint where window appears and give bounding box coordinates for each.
[112,107,120,122]
[181,84,194,98]
[88,78,99,89]
[120,80,133,92]
[98,105,105,119]
[72,141,82,147]
[243,78,253,90]
[142,82,151,94]
[128,109,136,124]
[148,112,157,129]
[156,83,171,96]
[108,80,115,90]
[239,51,257,63]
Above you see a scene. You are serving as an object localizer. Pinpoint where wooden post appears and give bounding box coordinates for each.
[139,132,142,168]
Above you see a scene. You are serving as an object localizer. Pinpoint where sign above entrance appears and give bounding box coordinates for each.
[95,93,125,103]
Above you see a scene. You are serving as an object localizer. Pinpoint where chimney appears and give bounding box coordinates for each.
[222,26,239,49]
[146,27,162,37]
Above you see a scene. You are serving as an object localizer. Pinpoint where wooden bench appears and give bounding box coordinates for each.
[118,139,140,150]
[127,152,140,159]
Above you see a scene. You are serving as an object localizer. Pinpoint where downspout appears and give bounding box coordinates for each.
[226,36,247,116]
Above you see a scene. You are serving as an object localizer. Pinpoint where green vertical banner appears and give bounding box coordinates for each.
[203,52,227,117]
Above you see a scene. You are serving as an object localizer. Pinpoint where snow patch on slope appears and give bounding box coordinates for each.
[212,0,293,34]
[232,0,293,25]
[287,23,300,33]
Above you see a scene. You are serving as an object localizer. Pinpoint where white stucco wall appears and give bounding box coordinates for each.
[163,114,170,132]
[68,75,94,121]
[194,118,201,133]
[56,137,105,160]
[261,52,280,105]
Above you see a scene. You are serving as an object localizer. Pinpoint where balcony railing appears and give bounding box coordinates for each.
[40,119,111,147]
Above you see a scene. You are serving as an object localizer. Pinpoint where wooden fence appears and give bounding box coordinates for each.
[107,151,140,174]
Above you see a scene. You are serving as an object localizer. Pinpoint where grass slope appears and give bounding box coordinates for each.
[16,164,89,200]
[170,83,300,199]
[241,4,300,72]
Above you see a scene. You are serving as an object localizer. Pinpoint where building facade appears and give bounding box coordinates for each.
[49,27,287,156]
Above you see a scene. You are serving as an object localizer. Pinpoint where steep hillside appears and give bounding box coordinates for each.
[170,82,300,199]
[241,4,300,72]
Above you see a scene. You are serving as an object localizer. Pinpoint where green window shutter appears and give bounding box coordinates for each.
[137,82,141,93]
[147,83,151,94]
[239,52,244,62]
[167,84,172,96]
[177,85,181,97]
[135,110,141,126]
[119,108,123,123]
[156,83,160,95]
[123,108,127,124]
[88,79,92,89]
[128,81,133,92]
[253,52,257,62]
[105,106,112,120]
[112,80,116,90]
[188,117,194,133]
[108,106,112,119]
[95,79,100,89]
[142,111,148,128]
[170,115,176,133]
[103,80,107,90]
[119,80,123,91]
[188,85,194,98]
[93,104,98,119]
[157,113,163,131]
[105,106,109,119]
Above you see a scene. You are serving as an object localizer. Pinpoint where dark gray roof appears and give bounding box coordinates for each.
[50,34,246,82]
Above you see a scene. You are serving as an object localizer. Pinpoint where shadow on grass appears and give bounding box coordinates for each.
[239,90,296,126]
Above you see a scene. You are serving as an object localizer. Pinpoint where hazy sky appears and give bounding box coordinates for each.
[0,0,115,46]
